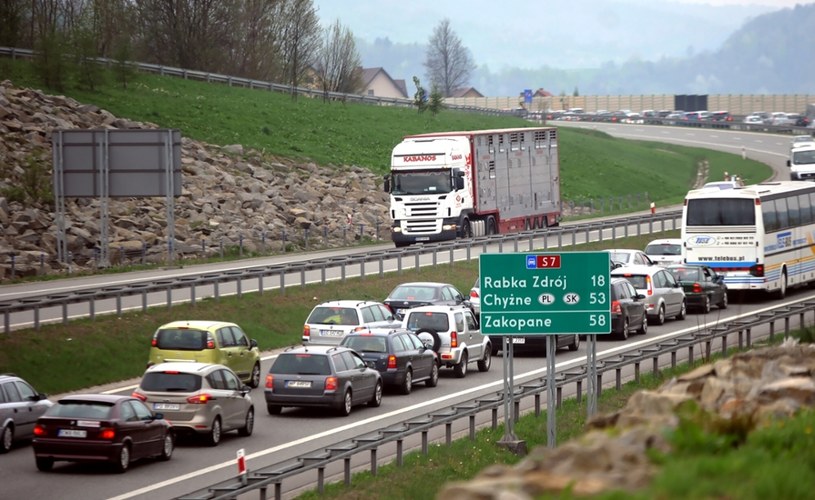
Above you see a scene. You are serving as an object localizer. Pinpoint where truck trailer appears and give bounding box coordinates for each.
[384,127,561,247]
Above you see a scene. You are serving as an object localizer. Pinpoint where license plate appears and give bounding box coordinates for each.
[58,429,87,438]
[415,236,430,241]
[319,330,343,336]
[287,380,312,388]
[153,403,180,411]
[512,337,526,344]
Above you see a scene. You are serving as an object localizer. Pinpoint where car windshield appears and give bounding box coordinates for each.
[155,329,207,350]
[307,307,359,326]
[391,171,452,195]
[140,372,202,392]
[405,311,450,331]
[342,336,388,353]
[669,268,702,282]
[46,401,113,419]
[617,274,647,289]
[388,286,437,301]
[645,243,682,256]
[271,353,331,375]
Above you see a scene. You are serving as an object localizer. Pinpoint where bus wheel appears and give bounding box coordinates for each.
[774,270,787,299]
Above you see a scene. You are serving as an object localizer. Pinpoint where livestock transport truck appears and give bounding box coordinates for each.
[383,127,561,247]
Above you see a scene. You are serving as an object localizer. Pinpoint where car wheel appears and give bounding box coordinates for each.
[113,443,131,473]
[267,404,282,415]
[453,351,468,378]
[249,362,261,388]
[637,314,648,335]
[0,425,13,453]
[618,318,629,340]
[416,329,442,352]
[369,381,383,407]
[655,305,666,325]
[701,296,711,314]
[491,342,500,356]
[568,334,580,351]
[35,457,54,472]
[426,362,439,388]
[719,292,728,309]
[400,369,413,395]
[238,407,255,437]
[477,348,491,372]
[338,390,353,416]
[206,417,222,447]
[159,431,174,461]
[676,300,687,320]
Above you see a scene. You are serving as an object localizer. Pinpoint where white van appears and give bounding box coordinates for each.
[788,144,815,180]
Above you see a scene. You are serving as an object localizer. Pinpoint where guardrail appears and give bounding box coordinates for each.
[174,298,812,500]
[0,210,681,333]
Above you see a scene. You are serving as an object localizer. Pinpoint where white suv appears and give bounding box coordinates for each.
[302,300,401,346]
[402,305,491,378]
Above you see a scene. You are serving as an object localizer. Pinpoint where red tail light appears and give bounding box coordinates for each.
[692,283,703,293]
[387,355,397,369]
[750,264,765,277]
[33,424,46,437]
[646,276,653,296]
[99,428,115,440]
[131,392,147,402]
[611,300,621,313]
[470,289,479,299]
[451,331,458,348]
[265,374,274,389]
[302,325,311,339]
[151,338,158,347]
[205,340,215,349]
[325,376,338,391]
[187,393,212,404]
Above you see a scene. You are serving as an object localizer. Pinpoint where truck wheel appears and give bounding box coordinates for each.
[461,219,472,239]
[486,216,497,235]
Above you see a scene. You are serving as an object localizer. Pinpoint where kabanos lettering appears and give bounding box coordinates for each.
[403,155,437,162]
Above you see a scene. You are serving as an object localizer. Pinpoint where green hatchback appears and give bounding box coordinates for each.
[147,320,262,388]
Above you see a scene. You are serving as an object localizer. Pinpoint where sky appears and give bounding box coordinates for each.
[312,0,808,70]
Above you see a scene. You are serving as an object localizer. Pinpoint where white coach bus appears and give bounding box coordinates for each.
[682,181,815,298]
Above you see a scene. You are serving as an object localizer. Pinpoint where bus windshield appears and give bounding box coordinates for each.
[685,198,756,226]
[391,171,452,195]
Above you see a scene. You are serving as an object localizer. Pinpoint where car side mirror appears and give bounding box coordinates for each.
[635,294,646,300]
[153,412,164,420]
[250,339,259,348]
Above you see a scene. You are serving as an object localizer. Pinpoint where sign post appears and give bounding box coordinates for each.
[480,252,610,448]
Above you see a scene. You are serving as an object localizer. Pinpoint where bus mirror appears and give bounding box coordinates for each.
[383,175,391,192]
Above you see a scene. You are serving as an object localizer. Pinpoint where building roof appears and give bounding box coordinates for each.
[360,67,408,98]
[450,87,484,98]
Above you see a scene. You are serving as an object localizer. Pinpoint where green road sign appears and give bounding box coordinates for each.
[479,252,611,335]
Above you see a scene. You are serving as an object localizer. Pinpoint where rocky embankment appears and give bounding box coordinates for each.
[0,80,390,279]
[440,340,815,499]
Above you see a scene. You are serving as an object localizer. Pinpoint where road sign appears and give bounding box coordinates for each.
[479,252,610,335]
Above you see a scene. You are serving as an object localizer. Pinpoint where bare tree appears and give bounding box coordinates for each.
[423,18,475,97]
[223,0,286,80]
[315,19,362,98]
[277,0,321,97]
[0,0,30,47]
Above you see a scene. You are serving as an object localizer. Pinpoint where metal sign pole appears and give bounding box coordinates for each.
[546,335,557,448]
[501,336,515,440]
[165,130,176,267]
[587,334,597,418]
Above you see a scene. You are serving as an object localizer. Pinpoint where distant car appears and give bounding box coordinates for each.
[340,328,439,394]
[0,374,53,453]
[791,135,815,148]
[132,362,254,446]
[383,282,470,320]
[301,300,401,346]
[264,345,383,416]
[469,277,480,316]
[147,320,262,388]
[609,277,647,340]
[611,265,686,325]
[32,394,174,473]
[604,249,655,267]
[644,238,684,267]
[402,304,491,378]
[666,264,728,314]
[743,115,764,124]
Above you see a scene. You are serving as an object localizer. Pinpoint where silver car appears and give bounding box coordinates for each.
[302,300,401,346]
[611,265,687,325]
[132,362,254,446]
[0,374,52,453]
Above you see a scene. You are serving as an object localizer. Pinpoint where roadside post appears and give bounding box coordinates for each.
[237,448,247,485]
[480,252,610,449]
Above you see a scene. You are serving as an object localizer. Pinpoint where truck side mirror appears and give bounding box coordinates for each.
[383,175,391,192]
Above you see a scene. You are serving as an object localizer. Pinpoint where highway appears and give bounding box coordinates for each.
[0,124,802,499]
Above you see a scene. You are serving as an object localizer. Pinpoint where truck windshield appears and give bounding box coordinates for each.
[391,171,451,195]
[792,149,815,166]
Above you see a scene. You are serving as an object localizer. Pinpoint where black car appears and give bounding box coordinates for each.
[264,345,382,416]
[666,264,728,314]
[383,282,470,320]
[610,277,648,340]
[340,328,439,395]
